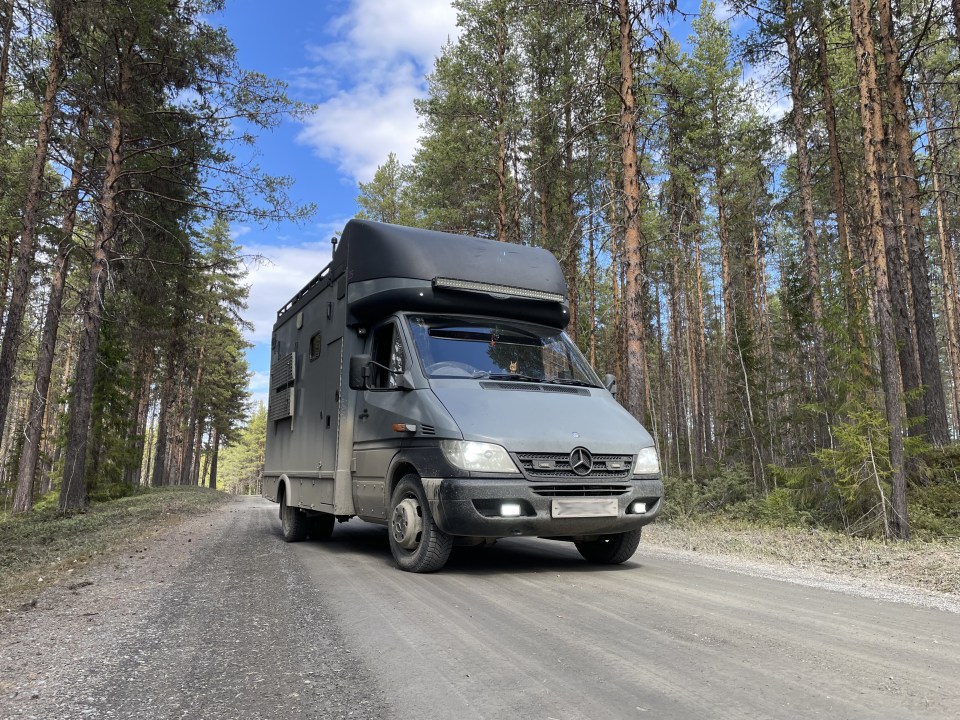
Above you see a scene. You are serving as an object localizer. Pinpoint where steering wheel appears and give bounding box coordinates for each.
[426,361,477,377]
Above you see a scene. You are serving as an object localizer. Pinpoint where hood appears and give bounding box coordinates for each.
[429,380,654,455]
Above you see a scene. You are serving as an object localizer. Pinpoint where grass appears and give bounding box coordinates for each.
[644,516,960,595]
[0,486,228,605]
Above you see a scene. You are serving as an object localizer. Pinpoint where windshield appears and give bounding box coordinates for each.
[408,315,602,387]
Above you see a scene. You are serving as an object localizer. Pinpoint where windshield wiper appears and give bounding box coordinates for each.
[481,372,543,382]
[543,377,597,388]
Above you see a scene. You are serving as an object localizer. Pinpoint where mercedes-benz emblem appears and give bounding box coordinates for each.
[569,447,593,476]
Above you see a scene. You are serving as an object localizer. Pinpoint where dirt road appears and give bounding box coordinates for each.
[3,496,959,719]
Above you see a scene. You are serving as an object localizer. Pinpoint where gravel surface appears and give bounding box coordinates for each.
[0,498,386,720]
[4,498,960,719]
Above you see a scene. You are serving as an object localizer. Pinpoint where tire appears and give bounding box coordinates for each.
[280,491,308,542]
[574,529,642,564]
[309,513,335,540]
[388,474,452,573]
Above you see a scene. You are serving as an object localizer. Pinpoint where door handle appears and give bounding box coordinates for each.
[359,409,369,421]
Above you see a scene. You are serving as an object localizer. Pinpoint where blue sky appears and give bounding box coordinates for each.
[216,0,461,407]
[216,0,778,409]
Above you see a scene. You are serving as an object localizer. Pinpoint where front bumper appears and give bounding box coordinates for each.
[421,476,663,538]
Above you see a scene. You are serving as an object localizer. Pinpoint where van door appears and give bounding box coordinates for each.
[352,320,409,519]
[320,336,342,473]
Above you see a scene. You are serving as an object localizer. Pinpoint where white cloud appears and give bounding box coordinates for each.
[297,76,423,182]
[241,232,341,344]
[248,370,270,391]
[249,390,269,411]
[741,57,790,122]
[295,0,460,183]
[715,1,736,22]
[327,0,458,67]
[230,224,252,241]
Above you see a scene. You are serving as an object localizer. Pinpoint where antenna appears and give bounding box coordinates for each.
[331,235,338,252]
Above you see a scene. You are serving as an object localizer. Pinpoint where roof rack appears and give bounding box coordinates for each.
[276,259,334,320]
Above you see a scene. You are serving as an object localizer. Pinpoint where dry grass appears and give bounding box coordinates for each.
[644,519,960,595]
[0,487,230,605]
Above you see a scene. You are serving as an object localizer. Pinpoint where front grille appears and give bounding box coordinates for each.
[530,484,631,497]
[514,452,634,480]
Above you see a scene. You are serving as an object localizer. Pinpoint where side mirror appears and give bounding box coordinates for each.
[349,354,371,390]
[603,373,617,396]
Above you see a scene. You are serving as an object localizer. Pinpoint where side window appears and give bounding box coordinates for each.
[371,322,405,389]
[309,332,322,361]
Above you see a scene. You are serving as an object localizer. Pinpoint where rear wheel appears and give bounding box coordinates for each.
[388,474,452,573]
[309,513,335,540]
[280,492,308,542]
[574,529,641,564]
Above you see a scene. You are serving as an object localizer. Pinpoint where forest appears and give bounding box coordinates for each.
[0,0,307,514]
[1,0,959,541]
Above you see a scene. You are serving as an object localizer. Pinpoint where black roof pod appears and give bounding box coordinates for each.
[276,220,571,330]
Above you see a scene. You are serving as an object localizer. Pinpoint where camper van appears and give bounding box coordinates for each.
[262,220,663,572]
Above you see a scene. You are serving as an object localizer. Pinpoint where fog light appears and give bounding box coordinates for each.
[630,501,647,514]
[500,503,521,517]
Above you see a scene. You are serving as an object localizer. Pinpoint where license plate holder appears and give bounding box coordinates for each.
[551,498,619,518]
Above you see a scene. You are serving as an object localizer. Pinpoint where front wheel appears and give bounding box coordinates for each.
[388,474,452,573]
[574,529,642,564]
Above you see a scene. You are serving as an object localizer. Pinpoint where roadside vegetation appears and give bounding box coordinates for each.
[0,487,227,605]
[647,446,960,594]
[660,446,960,541]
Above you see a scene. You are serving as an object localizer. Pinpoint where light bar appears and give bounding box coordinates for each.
[433,277,566,304]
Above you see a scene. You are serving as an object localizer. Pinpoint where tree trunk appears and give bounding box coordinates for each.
[849,0,909,539]
[921,79,960,436]
[11,112,87,512]
[150,360,175,487]
[199,428,211,487]
[588,199,597,367]
[563,99,579,344]
[494,8,509,244]
[952,0,960,50]
[880,135,924,431]
[784,0,829,435]
[814,0,860,326]
[608,173,623,387]
[878,0,948,445]
[44,329,75,492]
[208,426,220,491]
[0,0,14,121]
[142,398,157,485]
[180,330,207,485]
[127,348,154,485]
[692,221,711,460]
[617,0,649,423]
[191,417,206,485]
[59,43,129,512]
[0,0,69,441]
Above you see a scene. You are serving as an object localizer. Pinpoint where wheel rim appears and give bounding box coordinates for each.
[281,497,288,534]
[392,497,422,550]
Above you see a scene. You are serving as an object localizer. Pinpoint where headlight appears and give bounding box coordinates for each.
[633,446,660,475]
[441,440,520,474]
